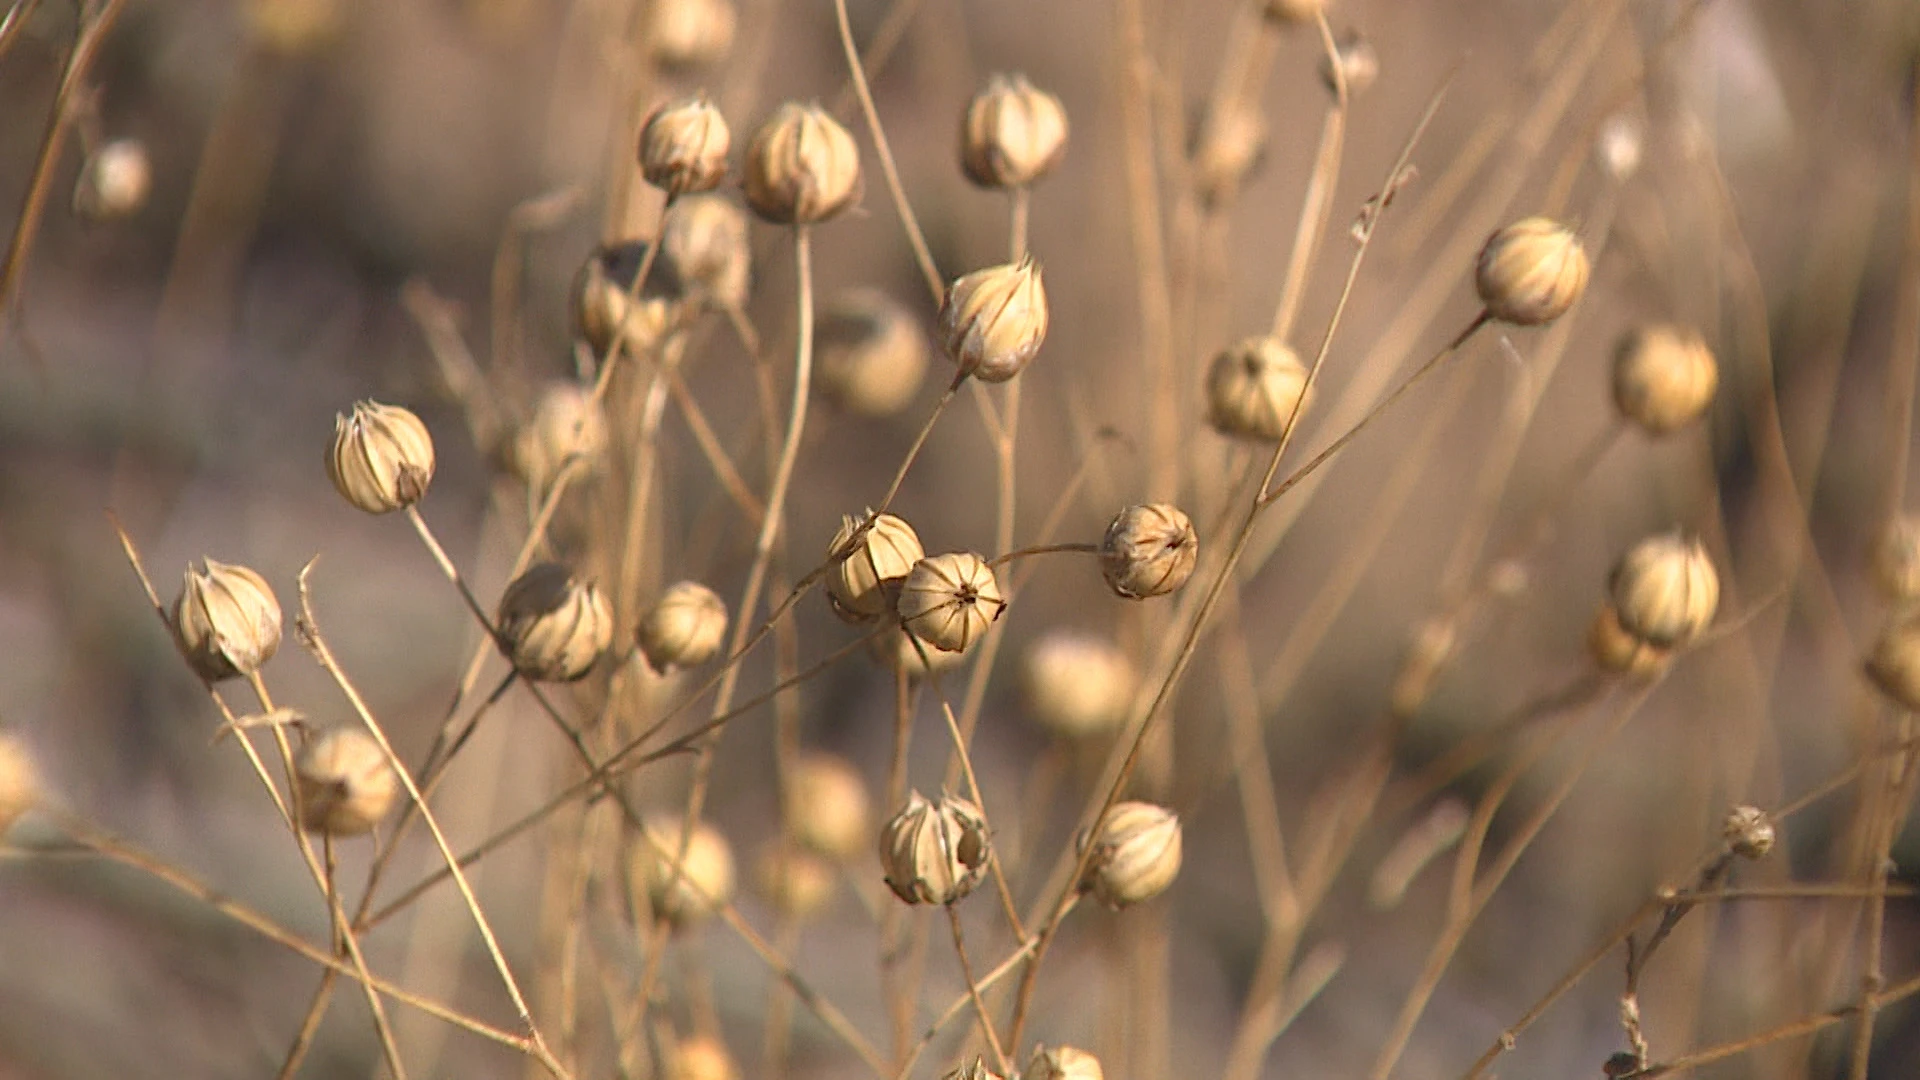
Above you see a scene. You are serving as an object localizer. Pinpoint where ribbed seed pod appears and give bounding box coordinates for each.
[637,581,728,672]
[1474,217,1588,326]
[1190,101,1268,208]
[327,401,435,513]
[571,242,684,360]
[509,381,607,492]
[661,195,751,309]
[1021,631,1136,739]
[496,563,613,682]
[787,753,871,860]
[638,94,730,196]
[938,259,1048,383]
[826,510,924,620]
[1205,335,1310,441]
[171,559,283,682]
[1722,805,1775,860]
[635,816,737,928]
[743,102,861,225]
[1586,603,1671,679]
[960,73,1069,188]
[1100,504,1199,599]
[816,289,929,416]
[1612,324,1718,435]
[647,0,735,69]
[897,553,1004,654]
[879,791,992,905]
[1608,534,1718,648]
[1079,801,1182,907]
[295,727,398,836]
[1027,1046,1105,1080]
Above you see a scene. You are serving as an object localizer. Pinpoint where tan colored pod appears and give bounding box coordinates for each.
[638,581,728,672]
[1079,800,1181,908]
[172,558,283,682]
[1206,335,1310,441]
[1873,514,1920,603]
[1262,0,1329,24]
[1613,324,1718,435]
[816,289,929,417]
[898,553,1005,654]
[938,259,1048,383]
[1608,534,1718,648]
[639,94,730,197]
[1722,805,1775,860]
[879,791,992,905]
[496,563,613,682]
[1190,101,1268,208]
[295,727,398,836]
[1586,602,1671,679]
[328,401,435,514]
[509,381,607,492]
[786,753,871,860]
[662,195,751,309]
[1318,35,1378,97]
[1866,610,1920,711]
[1027,1046,1104,1080]
[743,102,860,225]
[826,510,924,620]
[1021,631,1136,739]
[635,816,737,928]
[754,843,837,920]
[647,0,735,69]
[960,73,1068,189]
[572,242,682,360]
[1100,503,1199,599]
[1474,217,1589,326]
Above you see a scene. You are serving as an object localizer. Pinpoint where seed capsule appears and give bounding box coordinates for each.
[647,0,735,69]
[1608,534,1718,648]
[1205,335,1310,441]
[496,563,613,682]
[787,753,871,860]
[879,791,992,905]
[1866,610,1920,711]
[662,195,751,309]
[638,581,728,672]
[743,102,861,225]
[1079,800,1182,908]
[635,816,737,928]
[572,242,684,360]
[1613,324,1718,435]
[1318,35,1378,97]
[0,733,39,836]
[1021,631,1136,739]
[897,552,1005,655]
[938,259,1048,383]
[1100,504,1199,599]
[1872,515,1920,604]
[960,73,1068,189]
[73,138,151,221]
[1190,101,1268,209]
[1027,1046,1104,1080]
[1474,217,1589,326]
[754,843,837,920]
[1722,805,1775,860]
[942,1059,1006,1080]
[1586,602,1671,679]
[172,558,283,682]
[295,727,398,836]
[509,381,607,493]
[327,401,435,514]
[639,94,731,197]
[816,289,929,417]
[826,510,924,620]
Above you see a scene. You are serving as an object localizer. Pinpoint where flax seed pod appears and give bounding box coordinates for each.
[635,816,737,928]
[786,753,871,860]
[1027,1046,1104,1080]
[572,242,683,360]
[743,102,860,225]
[0,733,38,836]
[327,401,435,513]
[897,553,1004,654]
[647,0,735,70]
[295,727,398,836]
[1608,534,1718,648]
[943,1059,1005,1080]
[1100,503,1199,599]
[1079,801,1181,908]
[496,563,613,682]
[1872,514,1920,604]
[816,289,929,416]
[1866,610,1920,711]
[1318,35,1378,97]
[73,139,151,221]
[1474,217,1589,326]
[879,791,992,905]
[1021,631,1136,739]
[1206,335,1310,441]
[1613,324,1718,435]
[938,259,1048,383]
[171,559,283,682]
[1190,101,1268,208]
[637,581,728,672]
[638,94,730,197]
[1722,805,1775,860]
[1586,602,1671,679]
[508,381,607,492]
[826,510,923,620]
[661,195,751,309]
[960,74,1068,189]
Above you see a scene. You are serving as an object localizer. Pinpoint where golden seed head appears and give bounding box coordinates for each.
[897,552,1005,655]
[879,791,992,906]
[754,843,837,920]
[1872,514,1920,604]
[1021,631,1136,740]
[1190,101,1268,208]
[0,733,39,836]
[1262,0,1329,24]
[509,381,608,493]
[1608,534,1718,648]
[1595,113,1645,183]
[638,581,729,672]
[73,139,152,222]
[1101,503,1199,599]
[1079,800,1182,908]
[571,242,684,359]
[171,558,283,682]
[647,0,736,69]
[638,94,731,197]
[662,195,751,309]
[665,1033,740,1080]
[327,400,435,514]
[1027,1046,1105,1080]
[1474,217,1589,326]
[826,510,925,620]
[787,753,872,860]
[743,102,861,225]
[1318,35,1379,97]
[937,258,1049,384]
[1613,324,1718,435]
[1722,805,1775,860]
[960,73,1069,189]
[1866,610,1920,711]
[635,816,737,928]
[1205,335,1310,442]
[816,289,930,416]
[1586,602,1672,679]
[295,727,398,837]
[495,563,613,682]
